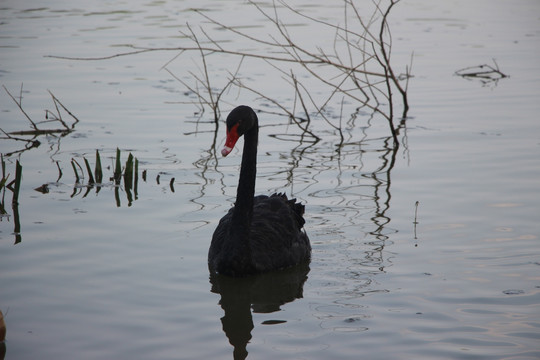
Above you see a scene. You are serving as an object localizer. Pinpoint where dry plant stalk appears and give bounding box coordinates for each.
[168,0,410,147]
[1,84,80,156]
[46,0,410,147]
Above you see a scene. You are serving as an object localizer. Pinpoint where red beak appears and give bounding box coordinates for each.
[222,124,240,157]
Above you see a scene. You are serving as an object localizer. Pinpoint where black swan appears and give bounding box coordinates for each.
[208,105,311,277]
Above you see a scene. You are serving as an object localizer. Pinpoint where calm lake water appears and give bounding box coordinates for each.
[1,0,540,359]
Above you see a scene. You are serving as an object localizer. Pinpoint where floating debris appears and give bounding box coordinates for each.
[502,289,525,295]
[34,184,49,194]
[455,60,508,86]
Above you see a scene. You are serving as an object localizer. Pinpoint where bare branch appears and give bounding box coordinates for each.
[3,85,38,131]
[233,77,320,141]
[45,0,410,148]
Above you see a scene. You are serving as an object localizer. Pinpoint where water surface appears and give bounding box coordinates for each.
[1,0,540,359]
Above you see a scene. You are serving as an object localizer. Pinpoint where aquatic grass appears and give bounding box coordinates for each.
[13,161,22,206]
[1,154,6,184]
[0,155,8,215]
[124,153,134,188]
[0,198,5,215]
[0,177,6,213]
[94,150,103,184]
[55,161,63,182]
[12,161,22,243]
[83,157,95,184]
[4,149,147,219]
[134,157,139,199]
[0,160,24,243]
[71,159,82,184]
[67,149,141,206]
[2,151,156,243]
[114,148,122,185]
[0,155,7,194]
[124,152,134,206]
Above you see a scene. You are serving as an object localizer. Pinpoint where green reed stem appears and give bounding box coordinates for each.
[95,150,103,184]
[124,153,134,190]
[71,158,82,183]
[13,160,22,205]
[134,158,139,199]
[114,148,122,185]
[83,157,95,184]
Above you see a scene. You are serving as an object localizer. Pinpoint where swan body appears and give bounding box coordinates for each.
[208,106,311,277]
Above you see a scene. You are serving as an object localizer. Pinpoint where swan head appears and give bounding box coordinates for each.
[222,105,257,157]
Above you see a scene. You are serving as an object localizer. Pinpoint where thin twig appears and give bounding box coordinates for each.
[3,85,38,130]
[45,0,409,148]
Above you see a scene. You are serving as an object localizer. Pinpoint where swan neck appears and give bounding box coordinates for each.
[231,123,258,236]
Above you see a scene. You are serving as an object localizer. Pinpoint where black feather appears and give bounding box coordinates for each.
[208,106,311,277]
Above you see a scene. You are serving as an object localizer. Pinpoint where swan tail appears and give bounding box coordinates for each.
[272,192,306,228]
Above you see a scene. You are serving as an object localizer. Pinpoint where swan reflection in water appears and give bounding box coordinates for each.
[209,263,310,360]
